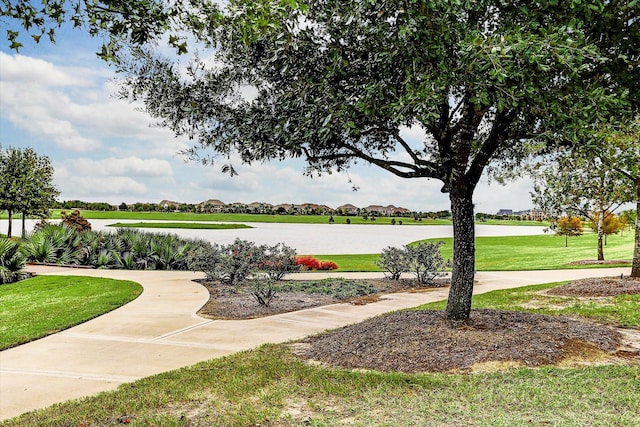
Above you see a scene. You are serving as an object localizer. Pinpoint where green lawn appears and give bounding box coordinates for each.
[0,276,142,350]
[108,222,252,230]
[6,276,639,426]
[427,232,634,271]
[319,232,634,272]
[418,281,640,328]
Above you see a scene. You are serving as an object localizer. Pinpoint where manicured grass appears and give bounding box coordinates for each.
[0,276,142,350]
[422,232,634,271]
[319,232,634,272]
[418,281,640,327]
[6,344,638,426]
[107,222,252,230]
[315,254,382,271]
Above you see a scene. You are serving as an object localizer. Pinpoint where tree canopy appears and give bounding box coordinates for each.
[532,150,633,261]
[3,0,639,319]
[0,146,59,237]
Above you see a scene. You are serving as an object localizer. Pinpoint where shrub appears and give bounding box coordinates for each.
[318,260,338,270]
[187,239,264,285]
[406,241,448,285]
[61,210,92,231]
[0,237,27,284]
[260,243,300,280]
[248,277,277,307]
[296,256,320,270]
[377,246,410,280]
[295,256,338,271]
[218,239,264,285]
[377,242,448,284]
[185,241,223,280]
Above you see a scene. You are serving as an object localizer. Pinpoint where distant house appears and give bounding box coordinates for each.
[365,204,411,216]
[318,204,336,215]
[273,203,293,214]
[336,204,359,215]
[247,202,273,214]
[516,209,546,221]
[198,199,226,213]
[496,209,513,216]
[495,208,546,221]
[159,199,181,212]
[227,202,248,213]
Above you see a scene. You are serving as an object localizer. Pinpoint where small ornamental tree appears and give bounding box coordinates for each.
[589,211,624,245]
[556,216,583,247]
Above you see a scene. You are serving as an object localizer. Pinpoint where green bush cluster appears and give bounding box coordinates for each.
[185,238,299,306]
[0,236,28,284]
[377,242,449,285]
[20,224,198,271]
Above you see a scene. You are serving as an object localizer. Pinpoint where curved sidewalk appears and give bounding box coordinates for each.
[0,265,631,420]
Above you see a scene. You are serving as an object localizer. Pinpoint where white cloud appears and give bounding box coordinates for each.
[0,52,189,155]
[70,157,174,178]
[0,44,539,211]
[59,176,148,198]
[0,52,93,87]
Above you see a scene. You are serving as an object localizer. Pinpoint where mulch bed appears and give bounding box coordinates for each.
[296,309,621,373]
[196,278,446,319]
[547,276,640,297]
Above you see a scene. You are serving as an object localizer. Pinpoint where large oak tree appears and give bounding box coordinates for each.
[4,0,639,319]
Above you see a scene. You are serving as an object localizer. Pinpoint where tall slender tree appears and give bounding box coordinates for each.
[532,152,633,261]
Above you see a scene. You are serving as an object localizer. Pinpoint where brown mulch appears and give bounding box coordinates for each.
[296,309,621,373]
[568,260,630,265]
[547,276,640,297]
[196,278,445,319]
[196,275,639,373]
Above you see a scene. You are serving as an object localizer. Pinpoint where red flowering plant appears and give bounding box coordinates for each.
[295,256,338,271]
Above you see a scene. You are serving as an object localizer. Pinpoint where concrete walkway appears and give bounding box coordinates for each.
[0,265,631,420]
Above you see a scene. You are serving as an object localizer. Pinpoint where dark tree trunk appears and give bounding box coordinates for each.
[597,236,604,260]
[597,211,605,261]
[446,190,476,321]
[6,210,12,238]
[632,172,640,278]
[21,213,26,239]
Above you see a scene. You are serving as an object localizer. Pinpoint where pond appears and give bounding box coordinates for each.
[3,219,545,255]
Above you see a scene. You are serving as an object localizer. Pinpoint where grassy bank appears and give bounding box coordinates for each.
[107,222,252,230]
[320,232,633,272]
[0,276,142,350]
[418,281,640,328]
[5,274,639,426]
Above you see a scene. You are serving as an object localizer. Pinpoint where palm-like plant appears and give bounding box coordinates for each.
[0,237,27,284]
[22,224,80,264]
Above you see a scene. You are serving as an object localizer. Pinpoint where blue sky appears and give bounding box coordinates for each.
[0,25,536,213]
